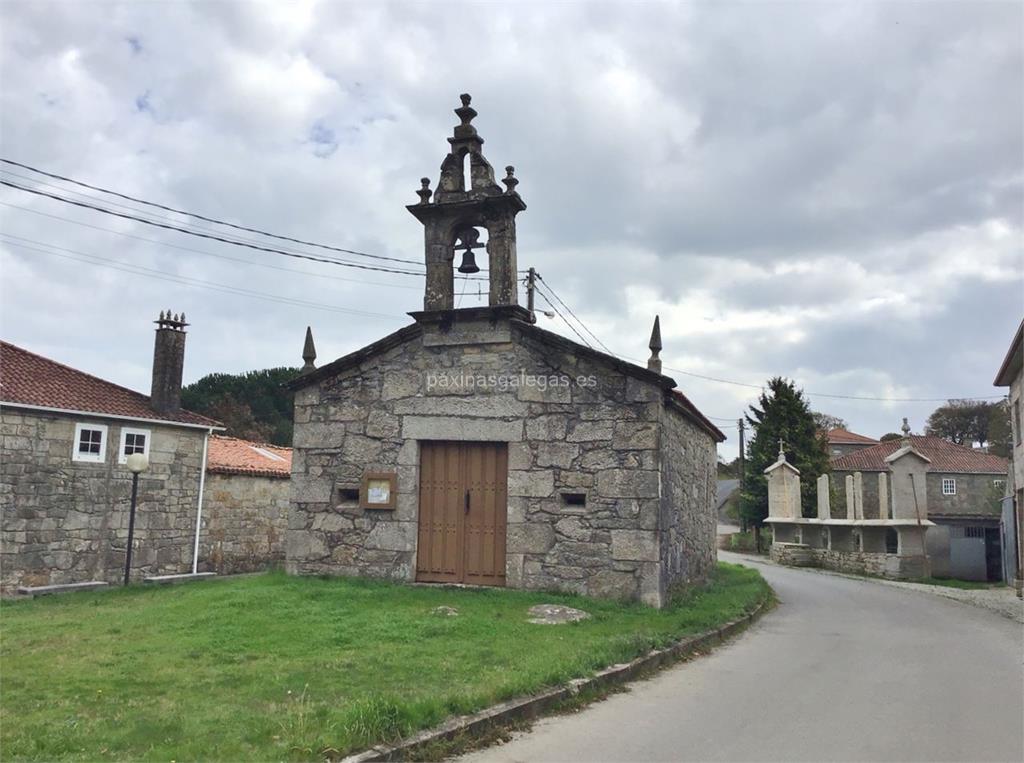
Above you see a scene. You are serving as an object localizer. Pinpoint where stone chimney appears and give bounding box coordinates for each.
[151,310,188,413]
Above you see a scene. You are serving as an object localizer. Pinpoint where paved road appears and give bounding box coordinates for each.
[461,553,1023,762]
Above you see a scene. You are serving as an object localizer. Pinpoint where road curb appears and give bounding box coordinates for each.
[341,597,771,763]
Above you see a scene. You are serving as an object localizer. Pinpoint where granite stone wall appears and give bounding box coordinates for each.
[200,473,289,574]
[659,403,718,598]
[287,317,718,607]
[1,409,205,592]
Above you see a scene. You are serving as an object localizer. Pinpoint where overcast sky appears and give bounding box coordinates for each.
[1,0,1021,458]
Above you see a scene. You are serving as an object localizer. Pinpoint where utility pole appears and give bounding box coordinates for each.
[737,418,747,533]
[526,267,538,323]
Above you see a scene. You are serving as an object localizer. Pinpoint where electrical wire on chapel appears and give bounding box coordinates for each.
[0,203,425,292]
[532,274,1005,403]
[0,158,427,267]
[0,180,438,277]
[1,161,528,277]
[0,235,402,320]
[0,160,1003,404]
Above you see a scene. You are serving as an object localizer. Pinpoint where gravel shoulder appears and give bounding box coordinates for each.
[733,552,1024,623]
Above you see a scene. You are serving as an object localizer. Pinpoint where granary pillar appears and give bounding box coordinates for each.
[816,474,830,520]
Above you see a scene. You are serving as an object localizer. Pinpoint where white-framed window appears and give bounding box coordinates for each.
[119,427,151,463]
[942,477,957,496]
[72,423,108,463]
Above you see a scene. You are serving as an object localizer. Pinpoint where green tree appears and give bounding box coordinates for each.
[879,432,903,442]
[182,367,301,446]
[739,377,830,529]
[925,399,1007,448]
[987,400,1013,458]
[811,412,847,432]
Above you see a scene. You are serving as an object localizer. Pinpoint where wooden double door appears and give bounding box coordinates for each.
[416,441,508,586]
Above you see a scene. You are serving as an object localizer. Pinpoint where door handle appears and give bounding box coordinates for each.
[465,490,470,514]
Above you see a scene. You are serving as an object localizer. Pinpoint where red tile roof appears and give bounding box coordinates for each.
[206,435,291,478]
[0,341,219,428]
[825,428,878,445]
[831,435,1008,474]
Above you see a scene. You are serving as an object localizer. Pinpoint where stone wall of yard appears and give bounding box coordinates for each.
[770,541,927,579]
[0,409,205,592]
[199,473,289,574]
[287,317,718,607]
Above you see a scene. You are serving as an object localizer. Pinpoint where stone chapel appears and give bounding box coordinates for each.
[285,95,725,606]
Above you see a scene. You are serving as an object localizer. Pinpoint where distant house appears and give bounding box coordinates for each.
[0,314,221,592]
[825,428,879,458]
[831,435,1008,581]
[993,318,1022,593]
[201,435,291,574]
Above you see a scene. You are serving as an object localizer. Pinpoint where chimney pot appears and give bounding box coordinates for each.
[151,310,187,413]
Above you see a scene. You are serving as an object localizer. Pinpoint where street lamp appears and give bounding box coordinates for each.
[124,453,149,585]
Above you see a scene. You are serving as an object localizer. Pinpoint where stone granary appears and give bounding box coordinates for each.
[765,432,936,579]
[285,95,725,607]
[0,314,221,593]
[830,420,1008,581]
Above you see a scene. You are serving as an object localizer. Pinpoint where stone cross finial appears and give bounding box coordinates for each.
[301,326,317,372]
[647,315,662,374]
[778,438,786,460]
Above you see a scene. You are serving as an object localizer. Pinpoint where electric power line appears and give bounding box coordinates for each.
[1,158,425,266]
[535,275,1005,403]
[0,234,403,320]
[536,276,614,354]
[0,202,424,291]
[535,289,594,350]
[0,180,434,276]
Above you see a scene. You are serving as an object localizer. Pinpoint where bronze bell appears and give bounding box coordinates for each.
[455,228,482,274]
[457,248,480,274]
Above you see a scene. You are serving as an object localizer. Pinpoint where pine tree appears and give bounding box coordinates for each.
[739,377,830,528]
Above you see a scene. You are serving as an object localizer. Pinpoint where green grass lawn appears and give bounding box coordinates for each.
[1,563,769,762]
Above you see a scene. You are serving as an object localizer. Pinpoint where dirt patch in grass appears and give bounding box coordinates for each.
[1,562,769,761]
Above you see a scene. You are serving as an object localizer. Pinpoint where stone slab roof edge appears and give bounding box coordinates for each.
[993,318,1023,386]
[284,313,725,442]
[286,323,424,390]
[513,321,726,442]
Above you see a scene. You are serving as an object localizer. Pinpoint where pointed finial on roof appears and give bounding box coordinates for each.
[778,438,786,460]
[301,326,317,372]
[901,417,911,437]
[647,315,663,374]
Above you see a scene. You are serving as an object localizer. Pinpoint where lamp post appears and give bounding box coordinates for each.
[124,453,149,585]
